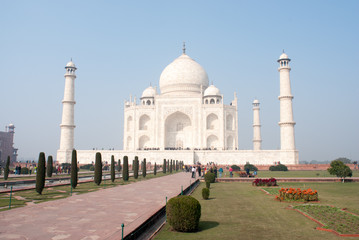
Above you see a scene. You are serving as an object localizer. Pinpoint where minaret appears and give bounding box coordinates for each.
[59,60,77,161]
[278,52,296,150]
[252,99,262,150]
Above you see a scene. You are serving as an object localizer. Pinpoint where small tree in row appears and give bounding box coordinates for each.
[163,159,166,174]
[142,158,147,178]
[4,156,10,180]
[154,162,157,175]
[111,155,115,183]
[94,152,102,185]
[134,156,139,179]
[170,160,173,173]
[47,155,53,178]
[36,152,46,194]
[123,156,129,181]
[71,150,78,188]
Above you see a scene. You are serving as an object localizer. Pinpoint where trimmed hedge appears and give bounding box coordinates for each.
[202,188,210,200]
[231,165,241,171]
[118,159,121,172]
[123,156,129,181]
[134,156,139,179]
[94,152,102,185]
[244,162,258,172]
[269,164,288,171]
[111,155,115,182]
[204,172,215,183]
[142,158,146,177]
[154,162,157,175]
[167,195,201,232]
[163,159,166,174]
[36,152,46,194]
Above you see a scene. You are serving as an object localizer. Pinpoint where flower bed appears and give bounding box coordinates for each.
[276,187,318,202]
[252,178,277,186]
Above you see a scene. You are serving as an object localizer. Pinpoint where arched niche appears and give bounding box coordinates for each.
[165,111,192,149]
[227,135,234,150]
[139,114,150,130]
[207,135,219,149]
[206,113,219,130]
[139,135,150,149]
[226,114,234,130]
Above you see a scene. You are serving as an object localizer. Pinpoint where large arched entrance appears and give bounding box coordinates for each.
[165,112,192,149]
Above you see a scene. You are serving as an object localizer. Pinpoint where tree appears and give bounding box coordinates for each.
[123,156,129,181]
[111,155,115,182]
[163,159,166,174]
[47,155,53,177]
[328,160,352,182]
[333,157,351,164]
[71,150,78,188]
[94,152,102,185]
[170,160,173,173]
[36,152,46,194]
[154,162,157,175]
[4,156,10,180]
[142,158,147,177]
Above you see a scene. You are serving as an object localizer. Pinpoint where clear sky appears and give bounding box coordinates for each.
[1,1,358,162]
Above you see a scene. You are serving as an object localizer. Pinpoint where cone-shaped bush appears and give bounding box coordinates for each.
[111,155,115,182]
[163,159,166,174]
[154,162,157,175]
[167,160,169,172]
[167,195,201,232]
[47,155,53,178]
[134,156,139,179]
[71,150,78,188]
[170,160,173,173]
[123,156,129,181]
[142,158,147,177]
[202,188,210,200]
[94,152,102,185]
[118,159,121,172]
[36,152,46,194]
[4,156,10,180]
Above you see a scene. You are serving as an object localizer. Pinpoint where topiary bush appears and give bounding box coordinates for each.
[204,172,215,183]
[89,165,95,171]
[80,164,93,170]
[142,158,146,177]
[163,159,166,174]
[111,155,115,182]
[154,162,157,175]
[205,181,210,188]
[47,155,53,177]
[123,156,129,181]
[166,195,201,232]
[231,165,241,171]
[202,188,210,200]
[94,152,102,185]
[4,156,10,180]
[244,162,258,172]
[36,152,46,194]
[71,150,78,188]
[269,164,288,171]
[134,156,139,179]
[21,167,29,175]
[118,159,121,172]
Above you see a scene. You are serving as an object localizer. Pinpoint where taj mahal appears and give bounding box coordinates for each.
[57,45,298,165]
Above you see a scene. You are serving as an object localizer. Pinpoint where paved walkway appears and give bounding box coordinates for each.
[0,172,197,240]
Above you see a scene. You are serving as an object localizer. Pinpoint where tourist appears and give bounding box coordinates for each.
[191,166,195,178]
[229,167,233,178]
[29,165,33,175]
[214,167,217,178]
[197,165,201,177]
[219,167,223,178]
[254,170,257,177]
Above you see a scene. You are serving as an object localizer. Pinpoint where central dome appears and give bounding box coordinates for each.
[159,54,209,95]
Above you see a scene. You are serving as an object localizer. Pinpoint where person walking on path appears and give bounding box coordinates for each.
[219,167,223,178]
[191,166,196,178]
[197,165,201,177]
[229,167,233,178]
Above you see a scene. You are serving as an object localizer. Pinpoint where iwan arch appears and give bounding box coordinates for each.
[57,46,298,165]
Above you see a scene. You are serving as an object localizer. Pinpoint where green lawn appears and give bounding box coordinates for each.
[220,170,359,178]
[154,182,359,240]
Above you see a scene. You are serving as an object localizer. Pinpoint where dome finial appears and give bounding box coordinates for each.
[282,49,285,53]
[182,41,186,54]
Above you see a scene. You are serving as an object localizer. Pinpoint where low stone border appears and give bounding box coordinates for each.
[289,205,359,237]
[216,177,359,183]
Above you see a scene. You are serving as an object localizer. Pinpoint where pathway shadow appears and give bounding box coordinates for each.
[199,221,219,231]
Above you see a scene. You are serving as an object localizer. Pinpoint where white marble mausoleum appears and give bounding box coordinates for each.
[57,47,299,165]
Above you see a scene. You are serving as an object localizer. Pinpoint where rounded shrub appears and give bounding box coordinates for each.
[269,164,288,171]
[167,195,201,232]
[244,162,258,172]
[36,152,46,194]
[204,172,215,183]
[122,156,129,181]
[231,165,241,171]
[89,165,95,171]
[21,167,29,175]
[94,152,102,185]
[202,188,210,200]
[205,181,210,188]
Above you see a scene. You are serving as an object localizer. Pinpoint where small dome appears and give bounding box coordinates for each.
[66,61,76,68]
[253,99,259,104]
[141,86,156,98]
[8,123,14,127]
[204,85,221,96]
[279,53,289,60]
[159,54,209,95]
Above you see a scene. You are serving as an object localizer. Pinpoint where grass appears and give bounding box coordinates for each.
[0,171,175,211]
[154,182,359,240]
[221,170,359,178]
